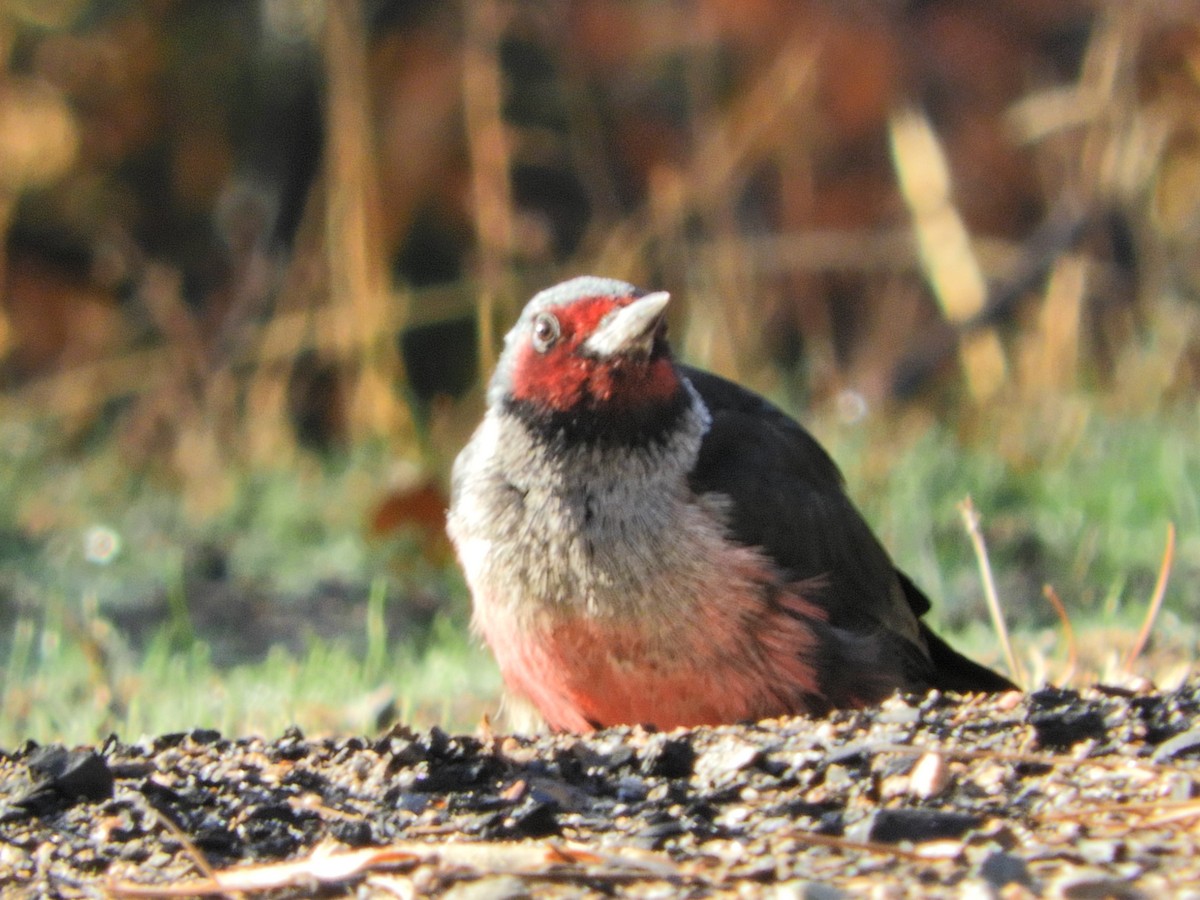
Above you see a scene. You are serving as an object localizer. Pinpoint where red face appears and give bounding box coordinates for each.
[508,294,679,414]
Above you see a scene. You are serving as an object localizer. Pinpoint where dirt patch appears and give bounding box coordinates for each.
[2,682,1199,897]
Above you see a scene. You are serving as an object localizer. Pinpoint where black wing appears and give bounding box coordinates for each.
[682,366,923,632]
[683,366,1015,695]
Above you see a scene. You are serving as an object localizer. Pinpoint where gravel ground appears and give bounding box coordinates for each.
[2,682,1199,898]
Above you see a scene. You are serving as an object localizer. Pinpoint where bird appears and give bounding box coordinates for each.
[447,276,1015,733]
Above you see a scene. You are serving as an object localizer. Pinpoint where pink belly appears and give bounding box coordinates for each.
[478,589,826,732]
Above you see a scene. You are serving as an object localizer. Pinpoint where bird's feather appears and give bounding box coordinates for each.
[682,366,1013,693]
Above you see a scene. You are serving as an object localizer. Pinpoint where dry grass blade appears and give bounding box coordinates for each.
[890,108,1007,402]
[1039,796,1200,826]
[106,839,683,898]
[1122,522,1176,675]
[595,31,819,277]
[134,800,226,899]
[869,741,1185,775]
[322,0,408,441]
[1021,254,1086,397]
[463,0,516,376]
[782,828,950,863]
[1043,583,1078,687]
[958,496,1025,687]
[107,844,417,897]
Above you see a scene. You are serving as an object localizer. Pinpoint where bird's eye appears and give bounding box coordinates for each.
[531,312,561,353]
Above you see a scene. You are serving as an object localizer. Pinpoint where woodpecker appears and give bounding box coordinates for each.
[448,276,1014,732]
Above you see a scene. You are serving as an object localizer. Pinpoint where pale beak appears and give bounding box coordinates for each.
[582,291,670,358]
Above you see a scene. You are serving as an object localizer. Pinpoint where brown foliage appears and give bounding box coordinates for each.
[0,0,1196,493]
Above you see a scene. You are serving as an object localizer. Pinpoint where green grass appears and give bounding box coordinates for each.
[2,595,500,747]
[0,429,502,748]
[1,398,1196,748]
[860,407,1198,629]
[822,396,1199,682]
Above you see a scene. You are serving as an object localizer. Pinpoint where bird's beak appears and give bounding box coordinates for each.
[583,291,670,359]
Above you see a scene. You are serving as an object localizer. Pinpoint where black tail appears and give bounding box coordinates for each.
[896,569,1018,693]
[921,624,1018,693]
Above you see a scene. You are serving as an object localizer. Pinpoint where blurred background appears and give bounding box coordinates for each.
[1,0,1198,744]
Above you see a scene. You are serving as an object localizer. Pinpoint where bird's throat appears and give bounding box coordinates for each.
[503,365,694,451]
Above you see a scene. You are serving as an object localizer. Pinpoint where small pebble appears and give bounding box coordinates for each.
[908,751,950,799]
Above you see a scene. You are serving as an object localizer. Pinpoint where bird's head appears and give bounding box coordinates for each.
[490,276,688,445]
